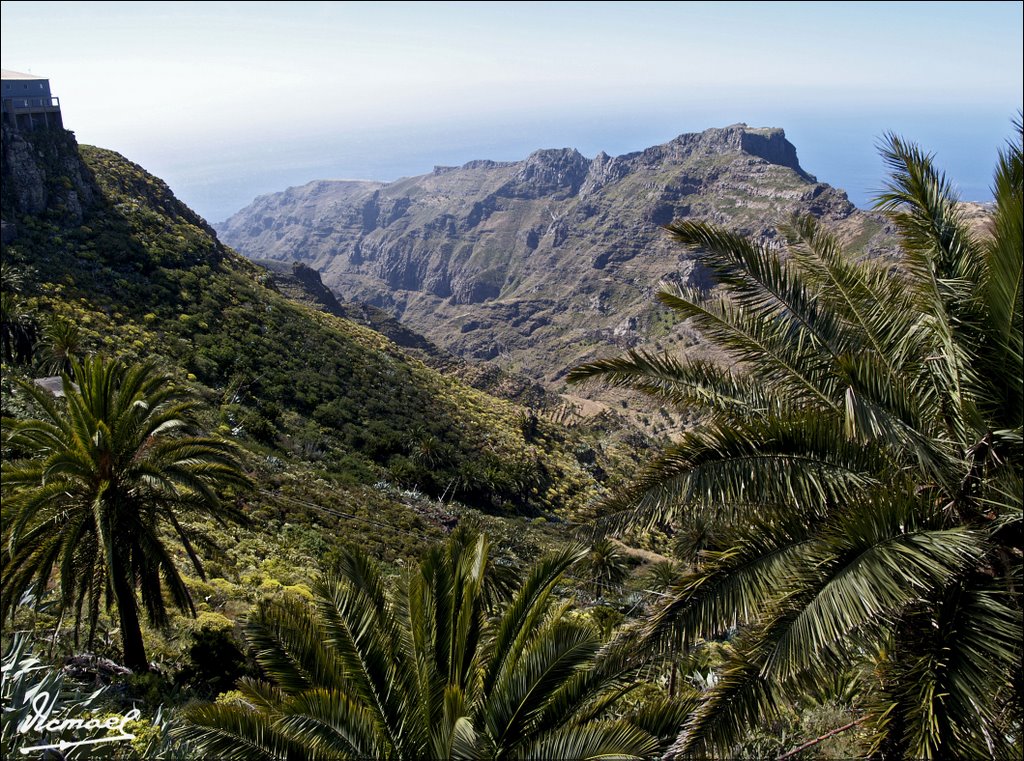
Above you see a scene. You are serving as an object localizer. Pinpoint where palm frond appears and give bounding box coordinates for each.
[315,588,411,754]
[667,622,793,759]
[627,695,702,756]
[245,594,342,693]
[483,544,587,698]
[484,620,600,750]
[665,220,851,364]
[176,702,318,761]
[981,117,1024,427]
[594,414,881,531]
[568,351,768,419]
[522,720,659,761]
[875,133,982,288]
[657,289,842,413]
[768,517,986,680]
[277,688,384,759]
[643,516,814,654]
[867,574,1022,761]
[783,214,912,378]
[874,135,985,447]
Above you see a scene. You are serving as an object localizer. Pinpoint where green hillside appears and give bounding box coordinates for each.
[1,132,646,688]
[6,141,636,510]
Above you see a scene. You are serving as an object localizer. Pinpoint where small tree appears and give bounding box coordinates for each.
[38,314,83,375]
[583,537,632,596]
[2,356,251,672]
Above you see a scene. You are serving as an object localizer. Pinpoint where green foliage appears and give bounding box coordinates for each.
[643,559,682,593]
[177,526,671,760]
[570,121,1024,758]
[0,288,37,366]
[3,144,619,519]
[1,356,251,671]
[581,538,632,596]
[37,313,84,375]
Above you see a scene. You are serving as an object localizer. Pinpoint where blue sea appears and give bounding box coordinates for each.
[144,105,1019,226]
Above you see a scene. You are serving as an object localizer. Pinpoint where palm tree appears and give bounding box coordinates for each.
[38,314,84,375]
[582,537,632,597]
[178,526,691,760]
[0,264,35,366]
[569,122,1023,758]
[1,356,251,672]
[641,559,685,698]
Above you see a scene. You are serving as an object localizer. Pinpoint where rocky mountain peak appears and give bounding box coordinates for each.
[655,124,810,176]
[505,147,590,199]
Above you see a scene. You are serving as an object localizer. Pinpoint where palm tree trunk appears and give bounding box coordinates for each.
[111,571,148,672]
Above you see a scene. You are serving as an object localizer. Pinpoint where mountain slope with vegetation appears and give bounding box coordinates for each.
[2,129,634,520]
[1,124,647,709]
[217,125,895,385]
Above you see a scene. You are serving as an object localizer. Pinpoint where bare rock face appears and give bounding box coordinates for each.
[502,148,590,199]
[217,125,892,384]
[1,123,97,239]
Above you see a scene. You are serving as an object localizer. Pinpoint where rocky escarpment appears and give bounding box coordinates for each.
[1,123,98,241]
[218,124,893,384]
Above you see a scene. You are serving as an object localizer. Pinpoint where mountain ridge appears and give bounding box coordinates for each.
[217,124,893,386]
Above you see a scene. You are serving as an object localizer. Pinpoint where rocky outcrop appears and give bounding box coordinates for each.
[1,123,98,241]
[218,125,892,384]
[253,257,557,410]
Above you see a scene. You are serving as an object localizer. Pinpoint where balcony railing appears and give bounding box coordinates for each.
[1,96,61,112]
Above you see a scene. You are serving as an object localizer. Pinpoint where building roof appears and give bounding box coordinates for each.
[33,376,70,397]
[2,69,48,81]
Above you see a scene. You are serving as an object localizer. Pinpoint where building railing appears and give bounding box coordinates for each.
[1,96,61,112]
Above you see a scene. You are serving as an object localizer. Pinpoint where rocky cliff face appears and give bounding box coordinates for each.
[1,123,97,241]
[218,125,893,383]
[252,258,557,410]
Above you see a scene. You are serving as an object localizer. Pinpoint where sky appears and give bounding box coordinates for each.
[3,1,1022,222]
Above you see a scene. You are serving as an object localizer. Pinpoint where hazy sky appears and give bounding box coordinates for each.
[3,1,1022,221]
